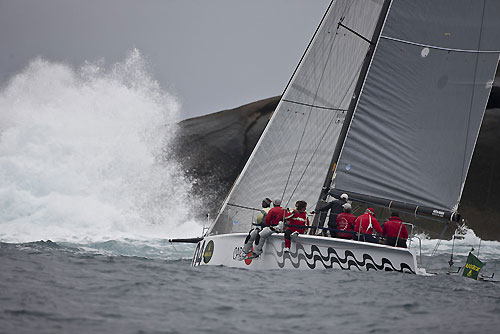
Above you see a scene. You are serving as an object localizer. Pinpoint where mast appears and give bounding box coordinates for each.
[312,0,392,230]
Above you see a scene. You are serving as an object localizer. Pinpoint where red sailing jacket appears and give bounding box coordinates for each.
[354,213,382,235]
[336,212,356,238]
[382,216,408,239]
[265,206,292,227]
[286,210,310,234]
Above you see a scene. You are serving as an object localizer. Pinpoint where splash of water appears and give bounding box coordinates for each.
[0,50,202,243]
[410,224,500,260]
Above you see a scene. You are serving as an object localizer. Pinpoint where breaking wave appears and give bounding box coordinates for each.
[0,50,202,244]
[411,224,500,261]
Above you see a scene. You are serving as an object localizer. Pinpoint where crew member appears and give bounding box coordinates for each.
[313,193,348,237]
[336,203,356,239]
[252,198,292,257]
[240,198,272,258]
[382,212,408,248]
[283,200,310,253]
[354,208,382,243]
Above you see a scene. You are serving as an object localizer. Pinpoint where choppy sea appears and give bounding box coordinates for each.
[1,235,500,334]
[1,53,499,333]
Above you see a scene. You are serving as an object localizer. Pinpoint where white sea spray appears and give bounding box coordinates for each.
[0,50,202,243]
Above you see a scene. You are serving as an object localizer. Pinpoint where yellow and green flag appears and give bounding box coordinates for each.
[462,252,484,280]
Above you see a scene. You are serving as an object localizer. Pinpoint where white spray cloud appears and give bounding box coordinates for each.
[0,50,202,243]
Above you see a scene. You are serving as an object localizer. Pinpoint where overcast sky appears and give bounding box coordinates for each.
[0,0,330,119]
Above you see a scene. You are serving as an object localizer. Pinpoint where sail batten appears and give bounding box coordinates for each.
[282,99,348,112]
[338,22,376,45]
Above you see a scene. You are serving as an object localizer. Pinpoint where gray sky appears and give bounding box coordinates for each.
[0,0,330,119]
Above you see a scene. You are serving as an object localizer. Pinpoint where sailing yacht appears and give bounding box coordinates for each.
[191,0,500,272]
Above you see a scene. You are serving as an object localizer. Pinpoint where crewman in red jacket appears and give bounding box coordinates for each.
[354,208,382,243]
[336,203,356,239]
[382,212,408,248]
[252,198,292,257]
[283,200,310,253]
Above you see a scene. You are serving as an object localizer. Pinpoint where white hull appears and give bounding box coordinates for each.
[191,233,417,273]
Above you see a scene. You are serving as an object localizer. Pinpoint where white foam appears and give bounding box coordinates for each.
[0,50,202,243]
[409,225,500,260]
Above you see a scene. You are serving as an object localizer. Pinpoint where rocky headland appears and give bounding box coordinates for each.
[172,89,500,240]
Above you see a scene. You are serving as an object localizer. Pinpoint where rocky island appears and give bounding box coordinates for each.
[172,87,500,240]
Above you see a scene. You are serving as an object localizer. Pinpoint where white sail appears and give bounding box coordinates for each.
[208,0,385,235]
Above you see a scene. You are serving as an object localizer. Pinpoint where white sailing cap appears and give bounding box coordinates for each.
[340,193,348,200]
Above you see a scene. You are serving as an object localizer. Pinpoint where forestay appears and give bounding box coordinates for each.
[208,0,384,235]
[332,0,500,214]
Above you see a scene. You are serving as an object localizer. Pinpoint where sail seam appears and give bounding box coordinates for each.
[380,35,500,54]
[282,99,348,112]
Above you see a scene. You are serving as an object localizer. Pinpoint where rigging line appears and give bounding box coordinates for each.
[284,112,339,204]
[285,61,365,204]
[283,4,366,207]
[227,203,261,212]
[425,223,449,271]
[338,22,375,45]
[280,101,314,203]
[282,99,348,112]
[380,35,500,54]
[284,25,368,202]
[461,0,486,188]
[280,1,350,204]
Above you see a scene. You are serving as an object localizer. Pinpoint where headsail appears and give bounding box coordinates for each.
[208,0,385,235]
[332,0,500,220]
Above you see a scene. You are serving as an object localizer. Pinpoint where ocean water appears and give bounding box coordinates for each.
[1,54,500,334]
[1,238,499,334]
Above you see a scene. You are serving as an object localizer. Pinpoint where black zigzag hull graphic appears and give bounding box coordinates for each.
[276,243,415,274]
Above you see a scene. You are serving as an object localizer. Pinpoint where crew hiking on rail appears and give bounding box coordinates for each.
[249,198,292,258]
[242,196,409,259]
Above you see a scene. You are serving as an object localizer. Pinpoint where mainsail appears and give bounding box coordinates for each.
[331,0,500,220]
[208,0,385,235]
